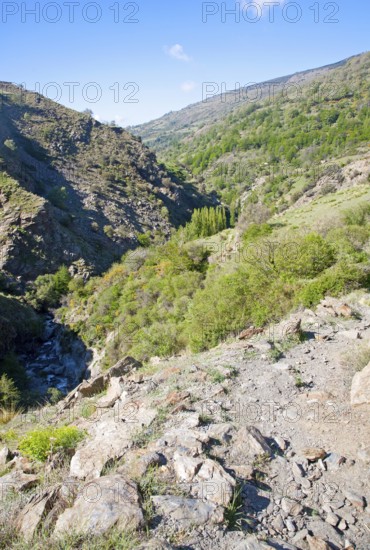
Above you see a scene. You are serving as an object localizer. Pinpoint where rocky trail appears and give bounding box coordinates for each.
[1,294,370,549]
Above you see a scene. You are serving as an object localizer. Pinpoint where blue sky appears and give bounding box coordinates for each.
[1,0,369,125]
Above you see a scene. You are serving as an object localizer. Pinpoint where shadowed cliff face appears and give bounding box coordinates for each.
[0,83,211,280]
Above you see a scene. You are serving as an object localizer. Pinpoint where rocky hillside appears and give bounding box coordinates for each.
[0,83,209,280]
[1,294,369,549]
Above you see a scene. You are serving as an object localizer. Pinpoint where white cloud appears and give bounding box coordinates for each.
[165,44,191,62]
[180,81,197,93]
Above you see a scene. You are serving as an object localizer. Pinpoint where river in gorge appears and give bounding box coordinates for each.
[19,315,92,398]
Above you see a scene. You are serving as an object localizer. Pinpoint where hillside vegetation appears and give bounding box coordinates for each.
[136,53,370,217]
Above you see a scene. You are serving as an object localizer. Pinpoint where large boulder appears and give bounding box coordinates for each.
[351,362,370,406]
[70,406,157,480]
[151,496,223,529]
[54,475,144,536]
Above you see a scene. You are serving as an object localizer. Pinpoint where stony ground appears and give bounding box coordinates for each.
[1,293,370,549]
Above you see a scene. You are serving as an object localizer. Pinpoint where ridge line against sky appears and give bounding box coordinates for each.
[0,0,369,125]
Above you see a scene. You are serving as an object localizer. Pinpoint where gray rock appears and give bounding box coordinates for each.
[285,518,296,532]
[191,458,236,506]
[156,428,209,457]
[207,423,234,443]
[108,356,142,378]
[339,330,361,340]
[306,519,343,546]
[0,446,10,468]
[70,406,157,480]
[151,495,223,529]
[232,426,272,460]
[96,377,124,408]
[325,512,339,527]
[272,513,285,532]
[54,475,144,536]
[0,471,39,495]
[342,489,365,509]
[351,362,370,407]
[16,487,59,541]
[173,451,203,482]
[338,518,348,531]
[291,529,309,544]
[234,535,276,549]
[306,535,330,550]
[78,374,106,398]
[323,453,346,471]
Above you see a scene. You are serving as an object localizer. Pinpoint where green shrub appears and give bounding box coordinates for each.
[26,265,71,311]
[47,186,68,209]
[137,232,151,247]
[19,426,84,462]
[0,374,20,408]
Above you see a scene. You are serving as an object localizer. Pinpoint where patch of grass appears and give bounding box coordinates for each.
[342,343,370,372]
[208,368,226,384]
[198,414,214,426]
[131,407,169,449]
[0,526,140,549]
[224,484,249,531]
[18,426,85,462]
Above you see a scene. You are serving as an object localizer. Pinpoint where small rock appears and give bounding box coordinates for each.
[78,374,106,398]
[191,458,236,506]
[325,512,339,527]
[0,471,39,495]
[0,446,10,468]
[338,518,348,531]
[108,356,142,377]
[274,436,288,451]
[292,529,309,544]
[343,489,365,510]
[306,535,330,550]
[272,514,285,532]
[173,452,203,483]
[324,453,346,471]
[231,426,272,460]
[285,518,296,532]
[292,462,305,478]
[339,330,361,340]
[301,448,327,461]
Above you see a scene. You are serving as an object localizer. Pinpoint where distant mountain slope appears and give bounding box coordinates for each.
[131,54,359,152]
[133,52,370,215]
[0,84,209,279]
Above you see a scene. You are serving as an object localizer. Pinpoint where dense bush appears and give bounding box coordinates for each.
[19,426,84,462]
[26,265,72,311]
